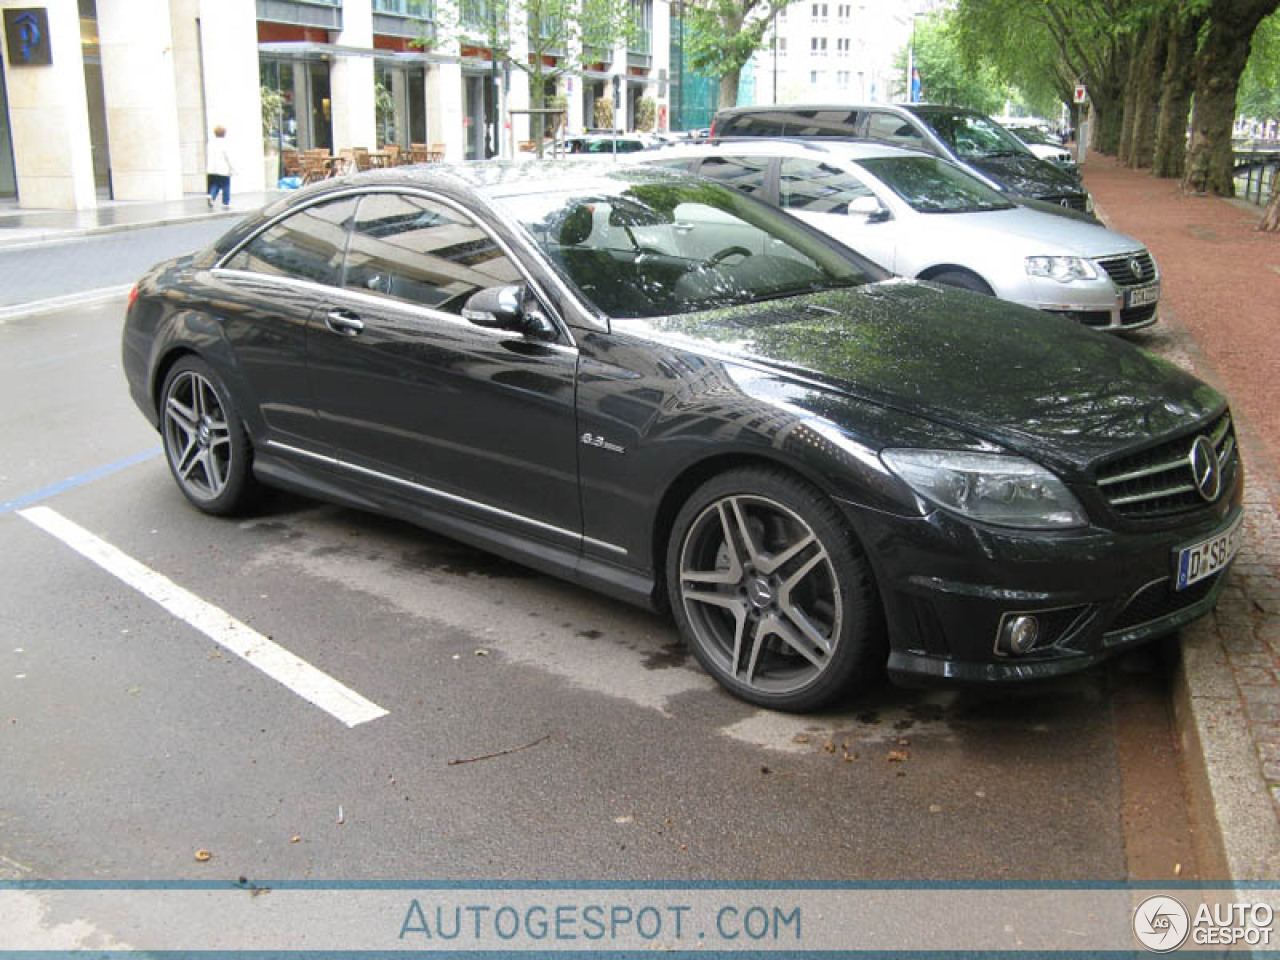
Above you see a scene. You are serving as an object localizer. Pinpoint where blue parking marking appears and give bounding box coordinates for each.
[0,447,162,515]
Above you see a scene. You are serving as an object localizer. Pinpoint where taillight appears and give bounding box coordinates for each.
[708,118,717,139]
[127,283,139,311]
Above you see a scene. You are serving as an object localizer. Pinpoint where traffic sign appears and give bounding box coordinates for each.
[1074,85,1088,104]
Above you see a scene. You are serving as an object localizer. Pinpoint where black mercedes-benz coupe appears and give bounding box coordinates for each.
[123,162,1244,711]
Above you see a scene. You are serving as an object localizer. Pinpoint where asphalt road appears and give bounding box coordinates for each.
[0,219,236,307]
[0,253,1200,884]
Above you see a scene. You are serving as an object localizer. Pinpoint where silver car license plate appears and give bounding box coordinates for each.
[1174,512,1244,591]
[1127,283,1160,308]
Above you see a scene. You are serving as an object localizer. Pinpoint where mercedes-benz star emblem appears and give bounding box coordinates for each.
[1189,435,1221,502]
[1129,256,1146,281]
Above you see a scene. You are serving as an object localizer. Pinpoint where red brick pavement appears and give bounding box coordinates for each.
[1083,154,1280,820]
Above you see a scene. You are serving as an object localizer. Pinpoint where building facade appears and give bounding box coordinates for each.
[747,0,945,108]
[0,0,669,209]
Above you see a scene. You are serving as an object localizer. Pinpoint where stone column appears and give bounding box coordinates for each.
[0,0,96,208]
[426,0,464,161]
[169,0,207,194]
[96,0,183,200]
[198,0,264,193]
[331,0,376,150]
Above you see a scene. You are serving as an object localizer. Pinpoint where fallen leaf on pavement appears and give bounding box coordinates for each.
[194,849,212,862]
[886,749,909,762]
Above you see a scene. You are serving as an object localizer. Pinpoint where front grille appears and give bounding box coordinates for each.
[1119,303,1158,326]
[1096,411,1236,519]
[1040,194,1088,211]
[1097,251,1156,287]
[1108,574,1221,633]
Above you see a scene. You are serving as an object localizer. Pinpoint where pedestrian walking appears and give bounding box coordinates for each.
[206,125,235,208]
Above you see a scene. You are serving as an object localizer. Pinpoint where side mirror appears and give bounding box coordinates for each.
[462,284,558,341]
[848,195,890,223]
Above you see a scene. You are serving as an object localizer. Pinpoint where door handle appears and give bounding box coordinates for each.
[325,310,364,336]
[673,222,694,234]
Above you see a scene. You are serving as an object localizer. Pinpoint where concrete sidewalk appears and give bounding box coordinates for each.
[1084,154,1280,882]
[0,191,282,249]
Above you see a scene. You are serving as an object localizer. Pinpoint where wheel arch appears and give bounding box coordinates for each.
[916,264,995,293]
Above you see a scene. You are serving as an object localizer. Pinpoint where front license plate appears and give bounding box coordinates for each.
[1174,513,1244,590]
[1127,283,1160,308]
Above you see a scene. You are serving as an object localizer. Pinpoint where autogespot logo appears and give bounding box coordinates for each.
[1134,895,1191,952]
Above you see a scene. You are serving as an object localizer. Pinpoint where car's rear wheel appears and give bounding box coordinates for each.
[667,467,883,711]
[927,269,994,296]
[160,356,257,515]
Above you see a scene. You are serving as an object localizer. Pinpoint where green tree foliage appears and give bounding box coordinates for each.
[891,13,1010,115]
[1239,10,1280,122]
[685,0,792,110]
[952,0,1145,154]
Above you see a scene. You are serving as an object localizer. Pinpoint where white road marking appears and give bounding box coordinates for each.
[0,284,133,323]
[18,506,388,728]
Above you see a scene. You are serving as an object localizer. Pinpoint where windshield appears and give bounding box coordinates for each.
[922,112,1034,160]
[1011,126,1055,146]
[856,157,1014,214]
[492,171,884,318]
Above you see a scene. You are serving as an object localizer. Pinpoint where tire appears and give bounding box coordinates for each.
[927,269,995,296]
[159,356,258,516]
[666,466,884,712]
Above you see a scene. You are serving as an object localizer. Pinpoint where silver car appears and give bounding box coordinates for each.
[647,139,1160,333]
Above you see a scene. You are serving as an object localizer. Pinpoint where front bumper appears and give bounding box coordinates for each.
[835,466,1243,686]
[1024,274,1161,333]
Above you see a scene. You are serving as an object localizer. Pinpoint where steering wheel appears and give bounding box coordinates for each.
[709,245,753,266]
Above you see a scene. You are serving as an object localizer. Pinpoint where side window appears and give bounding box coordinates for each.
[224,197,358,285]
[697,155,769,198]
[723,113,787,137]
[865,112,924,146]
[779,160,873,214]
[343,193,524,313]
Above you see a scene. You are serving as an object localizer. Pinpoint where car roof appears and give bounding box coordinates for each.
[651,137,928,162]
[715,102,978,119]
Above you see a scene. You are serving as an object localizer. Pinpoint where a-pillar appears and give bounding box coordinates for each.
[198,0,264,192]
[96,0,183,201]
[330,0,376,151]
[0,0,96,208]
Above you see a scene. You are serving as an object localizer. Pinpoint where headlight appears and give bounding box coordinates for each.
[1025,255,1097,282]
[880,449,1087,529]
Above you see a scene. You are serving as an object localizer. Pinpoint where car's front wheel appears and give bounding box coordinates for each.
[160,356,257,515]
[667,467,883,711]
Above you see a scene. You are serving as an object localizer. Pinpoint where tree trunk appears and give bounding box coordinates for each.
[718,69,740,111]
[1093,85,1126,155]
[1129,17,1169,168]
[1118,34,1141,166]
[1153,9,1206,178]
[1183,0,1280,195]
[1262,169,1280,232]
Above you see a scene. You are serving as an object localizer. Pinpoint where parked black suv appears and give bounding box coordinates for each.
[711,103,1093,214]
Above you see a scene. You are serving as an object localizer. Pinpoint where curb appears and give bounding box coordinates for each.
[0,208,246,252]
[1094,195,1280,882]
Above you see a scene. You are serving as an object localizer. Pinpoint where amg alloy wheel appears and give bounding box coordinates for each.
[668,467,882,711]
[160,356,256,515]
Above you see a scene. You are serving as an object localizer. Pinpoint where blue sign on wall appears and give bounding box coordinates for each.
[4,8,53,66]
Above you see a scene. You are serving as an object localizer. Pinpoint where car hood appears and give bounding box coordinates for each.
[967,152,1084,198]
[931,205,1141,258]
[623,281,1223,475]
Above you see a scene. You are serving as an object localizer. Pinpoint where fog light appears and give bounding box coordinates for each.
[1006,616,1040,655]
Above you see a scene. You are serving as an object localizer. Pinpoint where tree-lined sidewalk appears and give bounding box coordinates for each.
[1084,153,1280,476]
[951,0,1280,230]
